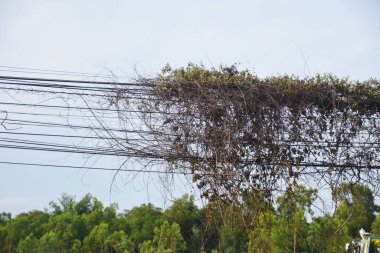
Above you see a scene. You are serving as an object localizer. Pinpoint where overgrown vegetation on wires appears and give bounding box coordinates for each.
[1,65,380,251]
[0,64,380,252]
[108,63,380,204]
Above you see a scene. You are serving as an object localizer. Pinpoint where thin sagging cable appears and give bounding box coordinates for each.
[1,118,132,133]
[0,82,151,97]
[1,113,380,146]
[0,135,164,152]
[0,101,121,112]
[0,118,178,137]
[0,75,153,87]
[2,117,380,140]
[0,84,175,103]
[1,103,380,125]
[0,131,160,142]
[0,137,121,152]
[0,161,194,175]
[2,77,380,118]
[0,109,380,147]
[2,130,380,150]
[0,66,132,80]
[0,81,151,97]
[0,110,122,120]
[0,160,378,176]
[0,134,379,167]
[0,132,367,156]
[0,143,162,158]
[1,108,380,136]
[3,97,380,121]
[0,85,153,100]
[0,101,177,114]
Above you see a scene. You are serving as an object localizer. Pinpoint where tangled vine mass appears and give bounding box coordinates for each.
[105,64,380,203]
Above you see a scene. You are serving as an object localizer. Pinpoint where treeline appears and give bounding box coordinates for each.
[1,184,380,253]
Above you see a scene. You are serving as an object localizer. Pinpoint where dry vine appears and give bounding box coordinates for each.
[100,64,380,206]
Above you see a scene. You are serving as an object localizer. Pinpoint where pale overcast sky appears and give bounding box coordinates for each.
[0,0,379,214]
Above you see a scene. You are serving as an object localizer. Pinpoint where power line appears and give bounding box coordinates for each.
[0,161,193,175]
[1,132,379,169]
[0,131,159,142]
[1,72,380,180]
[0,160,378,177]
[0,110,121,119]
[0,101,173,114]
[0,118,179,138]
[0,65,132,79]
[0,143,161,158]
[0,75,151,87]
[1,129,380,148]
[1,118,131,132]
[0,85,149,99]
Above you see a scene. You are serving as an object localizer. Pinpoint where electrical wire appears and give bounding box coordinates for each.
[0,65,132,79]
[1,72,380,176]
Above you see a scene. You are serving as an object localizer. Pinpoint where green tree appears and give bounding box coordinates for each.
[107,230,134,253]
[154,221,186,252]
[16,234,38,253]
[82,197,106,233]
[140,221,186,253]
[74,194,94,215]
[335,183,377,238]
[0,212,11,252]
[218,207,248,253]
[5,211,49,252]
[71,239,82,253]
[139,240,155,253]
[82,222,110,253]
[248,211,276,253]
[163,194,201,252]
[273,185,316,253]
[272,209,309,253]
[46,211,86,251]
[0,212,11,225]
[243,189,276,253]
[372,213,380,234]
[307,215,350,253]
[38,231,60,253]
[125,203,163,249]
[49,193,76,215]
[198,201,247,253]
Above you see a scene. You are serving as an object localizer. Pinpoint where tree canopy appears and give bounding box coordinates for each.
[0,186,379,253]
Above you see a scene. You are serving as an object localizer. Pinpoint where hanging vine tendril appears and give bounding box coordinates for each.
[105,64,380,204]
